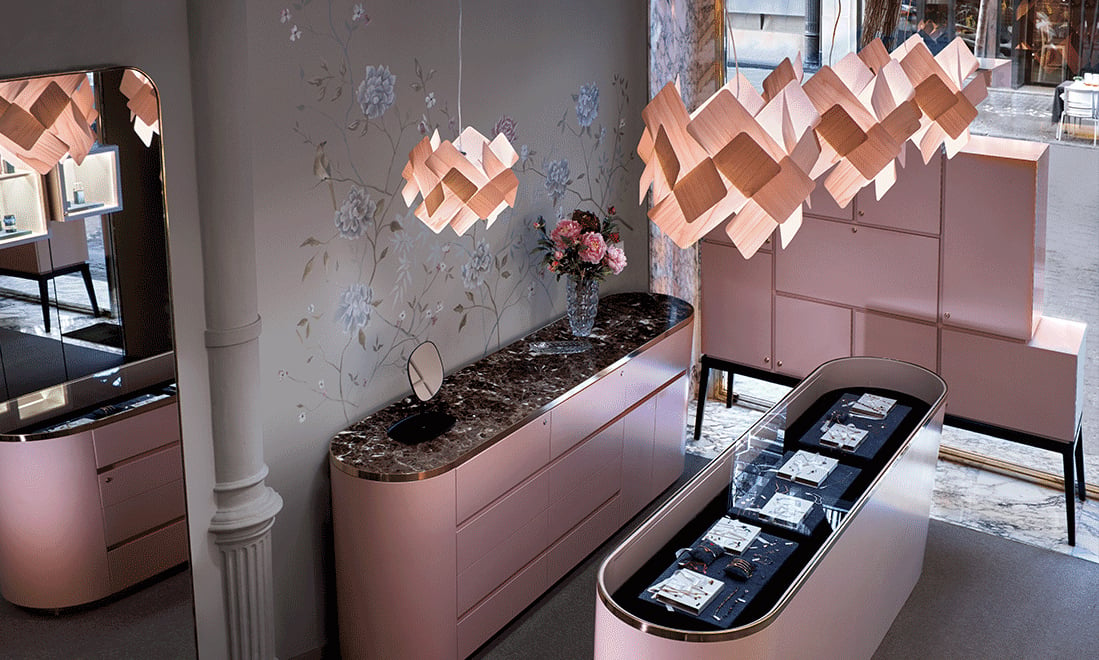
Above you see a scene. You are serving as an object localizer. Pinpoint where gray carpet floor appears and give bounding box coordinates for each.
[472,457,1099,660]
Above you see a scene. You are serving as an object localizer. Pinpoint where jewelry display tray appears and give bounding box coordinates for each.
[615,384,927,633]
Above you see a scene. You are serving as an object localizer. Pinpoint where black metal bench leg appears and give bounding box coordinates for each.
[79,263,100,317]
[725,371,735,408]
[1063,446,1076,546]
[693,361,710,441]
[38,278,51,333]
[1075,427,1086,502]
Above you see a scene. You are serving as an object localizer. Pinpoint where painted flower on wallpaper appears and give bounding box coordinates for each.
[575,83,599,128]
[544,158,570,205]
[425,92,436,108]
[281,8,292,23]
[493,115,518,143]
[519,145,531,164]
[290,25,302,42]
[336,283,374,333]
[351,4,366,22]
[461,240,493,290]
[358,65,396,119]
[334,185,377,239]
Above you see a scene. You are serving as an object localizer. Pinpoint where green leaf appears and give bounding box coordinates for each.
[466,291,474,302]
[358,329,366,349]
[323,251,329,270]
[453,304,464,313]
[347,120,361,131]
[379,247,389,260]
[300,237,322,247]
[501,271,511,279]
[297,318,308,327]
[576,173,585,180]
[458,314,468,332]
[302,255,315,281]
[390,220,402,232]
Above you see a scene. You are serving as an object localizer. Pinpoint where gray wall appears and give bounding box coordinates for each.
[248,0,648,654]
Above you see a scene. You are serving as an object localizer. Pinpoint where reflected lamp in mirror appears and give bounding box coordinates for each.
[386,341,456,444]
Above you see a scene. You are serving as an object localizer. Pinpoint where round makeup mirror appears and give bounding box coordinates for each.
[408,341,444,402]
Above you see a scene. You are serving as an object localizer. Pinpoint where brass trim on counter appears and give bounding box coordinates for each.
[329,313,695,483]
[595,364,948,642]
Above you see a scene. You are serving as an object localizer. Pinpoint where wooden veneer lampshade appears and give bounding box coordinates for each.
[119,68,160,147]
[638,36,987,259]
[0,73,98,175]
[401,127,519,235]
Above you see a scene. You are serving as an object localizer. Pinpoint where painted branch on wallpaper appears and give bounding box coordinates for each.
[277,1,638,425]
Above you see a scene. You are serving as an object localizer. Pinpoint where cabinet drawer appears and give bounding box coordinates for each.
[457,555,548,659]
[102,479,185,547]
[623,322,692,406]
[548,455,621,544]
[92,402,180,468]
[456,470,549,572]
[98,443,183,508]
[457,509,548,616]
[456,411,550,523]
[774,296,851,378]
[549,420,623,501]
[701,241,773,370]
[547,494,621,587]
[775,216,939,321]
[853,311,938,373]
[107,518,189,593]
[550,370,625,459]
[855,143,941,235]
[941,319,1085,442]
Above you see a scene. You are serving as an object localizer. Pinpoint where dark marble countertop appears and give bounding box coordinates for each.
[330,292,693,481]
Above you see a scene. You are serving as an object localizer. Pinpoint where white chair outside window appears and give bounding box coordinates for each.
[1057,85,1099,146]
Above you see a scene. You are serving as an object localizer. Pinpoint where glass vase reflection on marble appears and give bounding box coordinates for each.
[566,275,599,337]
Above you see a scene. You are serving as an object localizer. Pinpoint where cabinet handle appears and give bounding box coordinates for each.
[777,360,783,368]
[851,227,858,233]
[943,312,951,320]
[104,477,113,483]
[763,356,770,364]
[857,210,864,217]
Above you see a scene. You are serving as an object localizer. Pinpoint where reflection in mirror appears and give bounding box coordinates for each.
[387,341,456,445]
[408,340,444,401]
[0,68,194,657]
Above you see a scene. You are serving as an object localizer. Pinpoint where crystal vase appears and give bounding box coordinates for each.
[566,275,599,337]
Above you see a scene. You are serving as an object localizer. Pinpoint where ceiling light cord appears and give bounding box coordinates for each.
[457,0,463,135]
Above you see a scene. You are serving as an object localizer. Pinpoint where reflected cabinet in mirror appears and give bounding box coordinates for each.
[0,67,194,657]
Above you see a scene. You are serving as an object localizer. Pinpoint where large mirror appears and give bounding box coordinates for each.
[0,68,194,657]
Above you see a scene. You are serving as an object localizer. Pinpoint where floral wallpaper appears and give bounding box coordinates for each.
[274,0,641,426]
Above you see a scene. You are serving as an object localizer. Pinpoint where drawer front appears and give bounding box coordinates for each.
[457,555,548,659]
[92,402,180,468]
[550,369,625,459]
[623,322,692,406]
[549,420,623,501]
[547,455,622,545]
[775,216,939,321]
[456,411,550,523]
[546,494,621,587]
[853,311,938,373]
[102,479,186,547]
[855,143,942,235]
[107,518,189,593]
[774,295,852,378]
[701,241,773,370]
[456,470,549,572]
[99,443,183,508]
[457,509,548,615]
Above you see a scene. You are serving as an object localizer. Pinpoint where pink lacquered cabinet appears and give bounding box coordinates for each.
[701,241,772,369]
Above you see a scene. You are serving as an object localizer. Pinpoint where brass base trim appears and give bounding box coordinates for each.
[939,445,1098,499]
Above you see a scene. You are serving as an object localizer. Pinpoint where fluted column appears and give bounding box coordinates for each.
[187,1,283,658]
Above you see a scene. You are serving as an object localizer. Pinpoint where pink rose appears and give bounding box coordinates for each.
[550,219,582,247]
[604,244,627,275]
[578,231,607,264]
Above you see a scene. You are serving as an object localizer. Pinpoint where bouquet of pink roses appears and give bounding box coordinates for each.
[533,208,627,282]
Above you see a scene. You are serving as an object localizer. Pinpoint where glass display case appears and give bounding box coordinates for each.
[595,357,947,659]
[0,157,48,244]
[47,144,123,221]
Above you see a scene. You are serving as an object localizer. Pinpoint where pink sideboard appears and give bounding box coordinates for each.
[0,397,186,609]
[329,294,694,659]
[701,136,1084,446]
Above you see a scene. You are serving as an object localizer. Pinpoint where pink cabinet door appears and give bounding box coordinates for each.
[940,318,1085,443]
[701,240,773,369]
[853,311,938,373]
[855,143,942,235]
[941,136,1048,341]
[651,374,689,498]
[620,396,656,521]
[774,295,851,378]
[804,177,854,221]
[775,216,939,321]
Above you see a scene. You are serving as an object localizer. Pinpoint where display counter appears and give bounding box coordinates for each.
[595,356,947,659]
[330,292,694,658]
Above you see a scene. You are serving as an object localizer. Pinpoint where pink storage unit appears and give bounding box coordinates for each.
[329,293,694,659]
